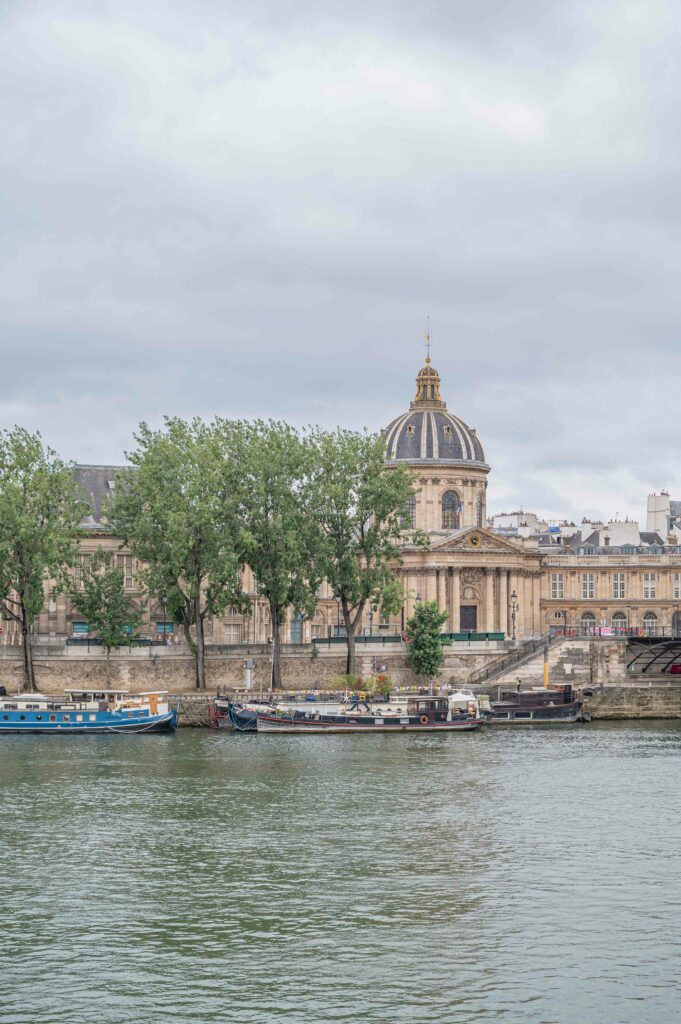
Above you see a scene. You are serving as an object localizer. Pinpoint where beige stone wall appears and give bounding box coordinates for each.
[0,643,518,694]
[540,552,681,634]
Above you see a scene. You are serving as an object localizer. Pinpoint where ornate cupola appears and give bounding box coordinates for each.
[412,357,444,408]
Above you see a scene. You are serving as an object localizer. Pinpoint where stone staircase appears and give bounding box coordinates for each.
[476,638,593,692]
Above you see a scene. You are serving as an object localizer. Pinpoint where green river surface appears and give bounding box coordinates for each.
[1,722,680,1024]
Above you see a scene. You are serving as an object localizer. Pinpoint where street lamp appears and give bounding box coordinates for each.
[510,590,518,642]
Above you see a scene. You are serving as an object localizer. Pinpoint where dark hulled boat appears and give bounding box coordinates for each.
[485,684,590,724]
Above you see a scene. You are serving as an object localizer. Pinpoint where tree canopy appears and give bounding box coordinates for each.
[67,548,143,682]
[110,417,246,689]
[405,600,450,684]
[0,427,83,691]
[218,419,321,688]
[309,428,417,675]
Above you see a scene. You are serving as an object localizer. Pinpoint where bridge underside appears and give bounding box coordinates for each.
[627,638,681,674]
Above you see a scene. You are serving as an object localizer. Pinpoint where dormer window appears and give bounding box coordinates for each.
[407,424,415,436]
[443,425,452,436]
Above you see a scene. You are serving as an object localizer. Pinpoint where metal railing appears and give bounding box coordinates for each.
[466,631,563,687]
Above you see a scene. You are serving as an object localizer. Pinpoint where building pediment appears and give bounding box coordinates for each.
[431,527,526,556]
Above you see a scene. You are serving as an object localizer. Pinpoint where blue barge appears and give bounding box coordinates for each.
[0,689,179,734]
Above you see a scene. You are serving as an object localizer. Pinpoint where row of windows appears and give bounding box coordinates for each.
[75,554,134,590]
[403,491,485,530]
[578,612,661,636]
[550,572,681,600]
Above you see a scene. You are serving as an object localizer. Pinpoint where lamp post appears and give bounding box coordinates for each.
[510,590,518,642]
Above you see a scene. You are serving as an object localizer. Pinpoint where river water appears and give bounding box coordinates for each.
[1,722,680,1024]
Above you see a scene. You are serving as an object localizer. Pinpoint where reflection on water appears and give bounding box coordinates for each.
[1,722,681,1024]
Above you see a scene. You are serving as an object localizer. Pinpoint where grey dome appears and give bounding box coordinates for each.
[384,408,486,465]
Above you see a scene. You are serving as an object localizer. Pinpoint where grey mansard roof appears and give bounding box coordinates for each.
[384,408,486,465]
[383,359,487,467]
[73,464,128,530]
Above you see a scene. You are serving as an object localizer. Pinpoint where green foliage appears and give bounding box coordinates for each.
[405,600,450,680]
[68,549,143,655]
[308,428,417,673]
[109,417,247,688]
[0,427,84,690]
[217,419,322,687]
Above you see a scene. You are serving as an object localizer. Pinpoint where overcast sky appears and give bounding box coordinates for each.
[1,0,679,524]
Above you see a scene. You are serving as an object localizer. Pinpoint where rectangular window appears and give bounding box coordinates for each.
[674,573,681,600]
[581,573,595,599]
[310,624,325,639]
[89,714,97,722]
[75,554,91,589]
[224,624,241,643]
[116,554,134,590]
[612,573,626,599]
[550,573,564,599]
[643,572,657,599]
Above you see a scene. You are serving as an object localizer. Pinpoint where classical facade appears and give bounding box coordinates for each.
[30,352,681,646]
[384,356,543,636]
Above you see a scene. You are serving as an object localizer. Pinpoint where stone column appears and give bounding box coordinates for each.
[498,569,508,635]
[532,573,541,635]
[485,568,495,632]
[450,569,460,632]
[425,570,436,603]
[437,569,447,621]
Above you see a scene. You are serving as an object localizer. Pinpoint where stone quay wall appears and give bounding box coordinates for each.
[3,638,681,719]
[0,640,510,695]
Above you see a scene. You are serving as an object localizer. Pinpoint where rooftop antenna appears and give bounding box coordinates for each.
[424,315,431,364]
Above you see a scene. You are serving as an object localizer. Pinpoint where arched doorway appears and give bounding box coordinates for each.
[612,611,628,635]
[643,612,658,637]
[580,612,596,636]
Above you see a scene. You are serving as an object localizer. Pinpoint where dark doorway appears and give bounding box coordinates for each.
[673,611,681,638]
[290,612,303,644]
[460,605,478,631]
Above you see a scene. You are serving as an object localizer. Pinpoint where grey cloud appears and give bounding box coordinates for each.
[2,0,681,524]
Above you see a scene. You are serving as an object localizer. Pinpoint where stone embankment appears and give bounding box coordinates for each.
[2,637,681,719]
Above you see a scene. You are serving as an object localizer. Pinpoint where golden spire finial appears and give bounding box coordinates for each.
[424,315,431,364]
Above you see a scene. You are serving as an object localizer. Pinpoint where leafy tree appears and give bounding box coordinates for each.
[110,418,246,690]
[67,549,143,683]
[0,428,83,691]
[309,428,418,676]
[406,600,450,685]
[219,420,321,689]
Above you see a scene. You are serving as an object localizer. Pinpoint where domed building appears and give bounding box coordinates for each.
[386,357,543,636]
[384,356,489,534]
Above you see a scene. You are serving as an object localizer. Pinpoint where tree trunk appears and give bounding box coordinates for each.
[342,598,364,678]
[270,601,282,689]
[20,602,36,693]
[194,590,206,690]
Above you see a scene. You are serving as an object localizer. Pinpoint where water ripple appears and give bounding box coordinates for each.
[1,722,680,1023]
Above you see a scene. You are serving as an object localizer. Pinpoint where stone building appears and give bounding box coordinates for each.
[38,353,681,645]
[383,356,543,636]
[29,355,545,645]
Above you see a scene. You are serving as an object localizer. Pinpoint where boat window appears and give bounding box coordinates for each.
[19,715,25,721]
[89,714,96,722]
[514,711,532,719]
[76,715,83,722]
[2,715,7,721]
[62,714,70,722]
[36,715,42,721]
[49,715,56,722]
[492,711,510,719]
